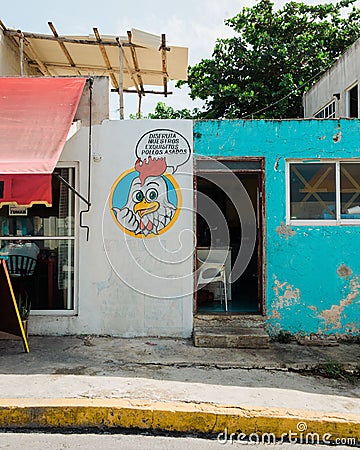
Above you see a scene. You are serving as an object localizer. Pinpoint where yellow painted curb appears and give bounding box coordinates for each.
[0,398,359,443]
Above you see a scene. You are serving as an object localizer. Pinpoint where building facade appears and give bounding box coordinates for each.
[195,119,360,338]
[1,26,360,341]
[1,79,360,339]
[303,38,360,119]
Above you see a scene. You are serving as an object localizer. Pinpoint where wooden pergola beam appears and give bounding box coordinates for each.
[113,89,173,95]
[23,37,53,76]
[93,27,119,90]
[48,22,79,72]
[127,30,145,95]
[0,20,7,32]
[1,21,181,118]
[29,61,165,77]
[3,28,134,47]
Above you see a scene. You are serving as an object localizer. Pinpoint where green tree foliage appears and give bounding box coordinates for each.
[130,102,199,119]
[179,0,360,119]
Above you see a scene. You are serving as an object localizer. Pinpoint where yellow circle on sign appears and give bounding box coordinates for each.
[109,168,182,238]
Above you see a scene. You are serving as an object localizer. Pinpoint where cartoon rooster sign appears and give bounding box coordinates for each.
[113,157,176,236]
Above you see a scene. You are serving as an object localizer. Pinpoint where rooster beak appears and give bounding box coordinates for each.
[134,199,159,218]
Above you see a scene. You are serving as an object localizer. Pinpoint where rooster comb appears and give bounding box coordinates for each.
[135,157,167,185]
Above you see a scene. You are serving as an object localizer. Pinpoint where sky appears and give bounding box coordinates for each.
[2,0,359,118]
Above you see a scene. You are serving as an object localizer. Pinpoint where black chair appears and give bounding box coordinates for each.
[6,255,37,278]
[6,255,37,320]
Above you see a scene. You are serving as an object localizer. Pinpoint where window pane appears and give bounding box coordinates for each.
[0,166,76,312]
[0,238,74,311]
[0,168,75,238]
[340,163,360,218]
[315,110,324,118]
[290,163,336,220]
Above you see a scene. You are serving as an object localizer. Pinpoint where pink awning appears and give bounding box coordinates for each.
[0,77,85,174]
[0,77,86,206]
[0,174,52,207]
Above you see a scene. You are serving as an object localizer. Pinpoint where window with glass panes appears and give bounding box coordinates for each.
[0,166,76,312]
[288,161,360,224]
[314,101,336,119]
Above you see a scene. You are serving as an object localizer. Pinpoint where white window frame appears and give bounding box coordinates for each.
[345,81,358,118]
[314,100,336,119]
[286,159,360,226]
[0,162,79,316]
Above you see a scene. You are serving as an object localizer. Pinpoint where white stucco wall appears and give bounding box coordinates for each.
[74,77,110,126]
[303,38,360,118]
[30,119,194,337]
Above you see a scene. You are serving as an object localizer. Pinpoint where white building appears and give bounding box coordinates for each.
[0,23,194,338]
[303,38,360,119]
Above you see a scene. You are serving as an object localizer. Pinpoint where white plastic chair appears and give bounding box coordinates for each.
[197,258,228,311]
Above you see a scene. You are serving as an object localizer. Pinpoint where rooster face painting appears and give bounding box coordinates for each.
[112,157,178,237]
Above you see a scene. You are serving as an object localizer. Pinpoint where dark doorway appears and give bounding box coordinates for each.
[195,163,263,314]
[349,84,358,118]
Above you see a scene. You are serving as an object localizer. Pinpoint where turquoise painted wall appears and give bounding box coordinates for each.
[194,119,360,337]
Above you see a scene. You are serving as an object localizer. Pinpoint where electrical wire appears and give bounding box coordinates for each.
[240,56,346,119]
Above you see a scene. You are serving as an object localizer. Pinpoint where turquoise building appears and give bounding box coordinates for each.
[194,119,360,338]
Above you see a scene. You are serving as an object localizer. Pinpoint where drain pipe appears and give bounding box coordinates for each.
[79,77,93,241]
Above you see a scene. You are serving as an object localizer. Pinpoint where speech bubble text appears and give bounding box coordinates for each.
[135,129,191,173]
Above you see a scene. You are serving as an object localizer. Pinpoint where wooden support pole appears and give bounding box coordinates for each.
[119,41,124,120]
[138,93,142,119]
[114,35,141,98]
[161,34,168,97]
[2,23,40,77]
[19,33,24,76]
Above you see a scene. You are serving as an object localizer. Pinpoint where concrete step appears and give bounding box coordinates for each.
[193,326,270,349]
[193,313,266,329]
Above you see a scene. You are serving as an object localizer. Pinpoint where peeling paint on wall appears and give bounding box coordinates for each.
[195,119,360,339]
[343,321,360,334]
[337,264,353,280]
[274,157,280,171]
[273,277,301,308]
[333,130,342,143]
[270,310,281,319]
[319,268,360,330]
[267,277,301,336]
[275,222,296,240]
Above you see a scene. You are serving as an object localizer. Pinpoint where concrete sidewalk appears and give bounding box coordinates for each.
[0,336,360,443]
